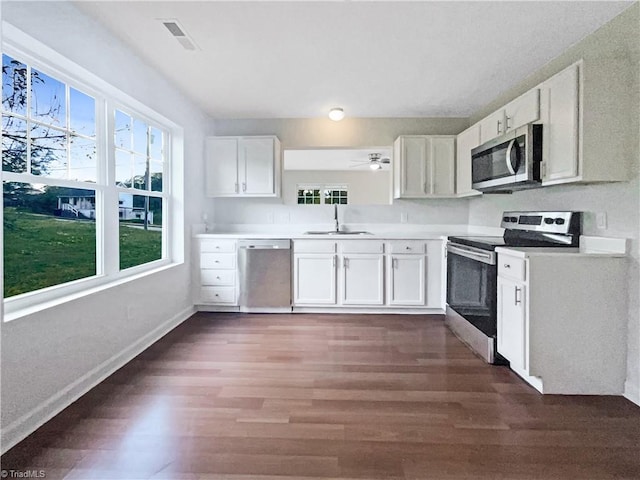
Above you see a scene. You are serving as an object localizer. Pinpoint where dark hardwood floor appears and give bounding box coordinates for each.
[2,313,640,479]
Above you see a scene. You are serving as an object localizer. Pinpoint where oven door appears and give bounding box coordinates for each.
[446,243,497,337]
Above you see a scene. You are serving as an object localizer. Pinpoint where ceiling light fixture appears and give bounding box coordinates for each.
[369,162,382,170]
[328,107,345,121]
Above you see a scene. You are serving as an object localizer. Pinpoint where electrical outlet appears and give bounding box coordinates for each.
[596,212,607,230]
[400,212,408,223]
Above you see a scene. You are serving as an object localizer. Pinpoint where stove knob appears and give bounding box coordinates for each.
[510,217,518,223]
[555,218,565,225]
[544,218,555,224]
[503,216,510,222]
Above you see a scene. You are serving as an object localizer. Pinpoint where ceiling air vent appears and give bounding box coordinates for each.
[160,19,198,51]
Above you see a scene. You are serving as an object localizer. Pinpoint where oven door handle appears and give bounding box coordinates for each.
[446,244,496,265]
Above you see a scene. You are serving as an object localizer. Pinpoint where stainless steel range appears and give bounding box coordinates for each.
[445,211,582,364]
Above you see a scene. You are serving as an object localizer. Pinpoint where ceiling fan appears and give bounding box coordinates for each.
[350,152,391,170]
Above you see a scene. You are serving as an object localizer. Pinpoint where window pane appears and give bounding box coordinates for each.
[69,136,96,182]
[150,160,163,192]
[30,124,67,178]
[3,182,96,298]
[115,149,132,187]
[150,127,163,159]
[133,154,148,190]
[69,88,95,137]
[30,68,66,127]
[119,194,162,270]
[133,118,148,154]
[2,114,28,172]
[2,54,27,116]
[115,110,131,149]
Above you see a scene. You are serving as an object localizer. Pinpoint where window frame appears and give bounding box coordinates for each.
[296,183,349,205]
[2,23,183,320]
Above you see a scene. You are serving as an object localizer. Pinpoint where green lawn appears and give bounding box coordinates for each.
[3,208,161,298]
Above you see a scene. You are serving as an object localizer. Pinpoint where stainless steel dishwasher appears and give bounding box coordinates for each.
[238,239,292,312]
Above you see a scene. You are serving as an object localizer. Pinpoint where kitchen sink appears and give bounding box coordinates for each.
[304,230,373,235]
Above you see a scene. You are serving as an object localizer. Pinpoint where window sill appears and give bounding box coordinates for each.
[3,261,183,323]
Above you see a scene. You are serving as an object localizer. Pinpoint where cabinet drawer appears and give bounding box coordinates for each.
[201,269,235,286]
[340,240,384,254]
[201,253,236,269]
[387,241,426,254]
[294,241,337,254]
[498,255,526,281]
[200,286,236,304]
[201,239,236,253]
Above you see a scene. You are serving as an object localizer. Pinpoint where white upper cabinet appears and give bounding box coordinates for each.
[539,63,580,183]
[479,89,540,144]
[393,135,456,198]
[538,59,629,185]
[206,135,281,197]
[454,123,482,197]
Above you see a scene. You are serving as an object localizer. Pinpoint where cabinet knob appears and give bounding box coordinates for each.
[405,246,411,250]
[504,264,511,268]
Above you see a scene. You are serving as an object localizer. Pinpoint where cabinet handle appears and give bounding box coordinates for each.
[504,264,511,269]
[344,257,349,268]
[333,256,336,268]
[515,286,522,305]
[497,120,502,135]
[505,116,512,130]
[542,162,547,180]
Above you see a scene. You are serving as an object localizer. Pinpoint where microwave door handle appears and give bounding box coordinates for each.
[505,139,517,175]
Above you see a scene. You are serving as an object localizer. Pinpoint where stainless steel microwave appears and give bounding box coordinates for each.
[471,124,542,192]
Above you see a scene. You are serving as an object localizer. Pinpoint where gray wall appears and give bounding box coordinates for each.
[468,4,640,403]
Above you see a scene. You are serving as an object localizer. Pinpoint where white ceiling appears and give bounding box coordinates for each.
[74,1,633,119]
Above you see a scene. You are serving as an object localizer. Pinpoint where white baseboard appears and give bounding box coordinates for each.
[624,379,640,406]
[1,306,195,454]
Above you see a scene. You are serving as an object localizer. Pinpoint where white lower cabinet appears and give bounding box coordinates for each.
[387,254,426,306]
[496,249,628,395]
[341,254,384,305]
[293,254,337,305]
[497,276,527,372]
[292,239,443,310]
[198,239,238,306]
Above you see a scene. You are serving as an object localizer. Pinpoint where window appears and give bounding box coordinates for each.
[2,33,178,312]
[297,185,348,205]
[2,53,98,298]
[114,109,166,270]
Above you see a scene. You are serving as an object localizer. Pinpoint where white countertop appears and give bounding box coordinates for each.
[496,235,628,258]
[193,223,504,240]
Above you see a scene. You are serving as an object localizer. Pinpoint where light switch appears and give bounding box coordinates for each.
[596,212,607,230]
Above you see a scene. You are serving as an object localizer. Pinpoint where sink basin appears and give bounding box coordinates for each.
[304,230,373,235]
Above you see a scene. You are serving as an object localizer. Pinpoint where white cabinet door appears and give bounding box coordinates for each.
[241,137,276,195]
[429,137,456,196]
[479,110,506,144]
[398,136,428,197]
[455,124,481,196]
[341,255,384,305]
[387,255,426,306]
[497,276,527,370]
[206,137,239,196]
[293,254,337,305]
[540,64,580,184]
[504,89,540,132]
